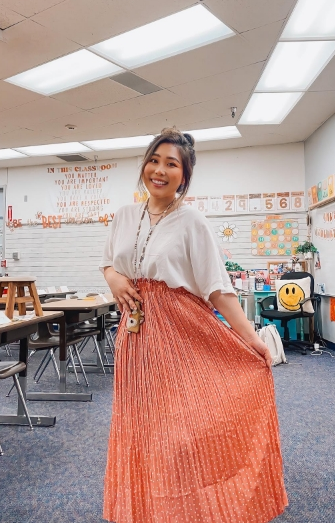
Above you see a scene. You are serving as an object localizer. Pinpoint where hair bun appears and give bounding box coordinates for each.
[183,133,195,147]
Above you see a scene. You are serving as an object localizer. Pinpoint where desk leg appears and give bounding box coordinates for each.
[26,316,92,402]
[17,336,28,416]
[59,315,67,393]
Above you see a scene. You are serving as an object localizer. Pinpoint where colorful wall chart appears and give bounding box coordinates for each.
[251,216,300,256]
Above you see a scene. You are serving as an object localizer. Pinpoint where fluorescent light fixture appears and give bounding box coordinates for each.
[14,142,93,156]
[4,50,123,96]
[256,41,335,92]
[282,0,335,39]
[184,126,241,141]
[82,135,155,151]
[89,5,234,69]
[0,149,28,160]
[239,92,303,125]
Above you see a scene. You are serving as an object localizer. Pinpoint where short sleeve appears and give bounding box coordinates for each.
[188,214,236,301]
[99,212,118,272]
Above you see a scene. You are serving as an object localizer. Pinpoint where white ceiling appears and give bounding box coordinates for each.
[0,0,335,168]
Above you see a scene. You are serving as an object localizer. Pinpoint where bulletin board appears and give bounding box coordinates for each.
[311,200,335,296]
[250,216,300,256]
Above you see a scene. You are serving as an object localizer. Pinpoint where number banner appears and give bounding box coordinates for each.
[251,216,300,256]
[277,192,290,211]
[208,196,223,214]
[291,191,305,211]
[184,196,197,208]
[249,193,262,212]
[195,196,208,214]
[185,191,305,214]
[262,193,276,211]
[236,194,249,212]
[222,195,235,213]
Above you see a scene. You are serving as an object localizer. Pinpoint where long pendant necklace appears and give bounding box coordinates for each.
[127,197,176,334]
[133,197,176,284]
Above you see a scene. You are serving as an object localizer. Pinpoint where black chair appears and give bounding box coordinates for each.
[1,361,33,454]
[259,272,320,354]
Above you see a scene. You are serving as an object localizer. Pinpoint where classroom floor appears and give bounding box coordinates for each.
[1,341,335,523]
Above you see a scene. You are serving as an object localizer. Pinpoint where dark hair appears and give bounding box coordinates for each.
[138,127,196,199]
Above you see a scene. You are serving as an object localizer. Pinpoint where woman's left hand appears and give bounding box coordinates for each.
[246,337,273,368]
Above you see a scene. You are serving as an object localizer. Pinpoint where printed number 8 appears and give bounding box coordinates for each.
[294,197,302,208]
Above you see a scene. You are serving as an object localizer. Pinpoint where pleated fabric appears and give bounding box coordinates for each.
[104,280,288,523]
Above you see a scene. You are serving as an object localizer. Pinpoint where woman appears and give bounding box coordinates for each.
[101,128,288,523]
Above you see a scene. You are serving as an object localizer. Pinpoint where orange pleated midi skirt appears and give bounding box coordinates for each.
[104,280,288,523]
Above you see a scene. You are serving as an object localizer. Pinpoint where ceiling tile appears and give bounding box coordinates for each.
[171,62,265,105]
[204,0,296,33]
[0,128,65,148]
[52,78,140,110]
[195,92,252,121]
[276,91,335,141]
[27,109,122,136]
[308,55,335,93]
[0,97,82,128]
[0,123,21,136]
[32,0,194,47]
[90,90,189,125]
[0,80,42,112]
[0,5,25,29]
[122,114,236,137]
[55,122,128,142]
[0,19,81,79]
[0,0,67,18]
[126,104,221,136]
[136,20,283,88]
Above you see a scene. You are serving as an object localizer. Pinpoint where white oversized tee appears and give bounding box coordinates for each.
[100,204,235,301]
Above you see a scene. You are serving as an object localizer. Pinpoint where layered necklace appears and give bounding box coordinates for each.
[133,198,176,284]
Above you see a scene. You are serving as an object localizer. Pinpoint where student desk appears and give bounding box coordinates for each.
[38,290,77,303]
[26,294,116,403]
[0,311,63,427]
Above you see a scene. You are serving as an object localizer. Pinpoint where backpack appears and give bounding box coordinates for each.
[257,324,287,366]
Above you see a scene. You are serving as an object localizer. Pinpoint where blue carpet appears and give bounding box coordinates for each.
[1,344,335,523]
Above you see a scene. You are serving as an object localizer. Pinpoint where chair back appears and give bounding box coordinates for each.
[280,271,314,297]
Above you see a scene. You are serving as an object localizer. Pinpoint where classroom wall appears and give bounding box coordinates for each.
[305,114,335,343]
[3,143,306,292]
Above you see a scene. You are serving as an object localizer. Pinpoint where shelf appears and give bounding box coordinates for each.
[309,194,335,210]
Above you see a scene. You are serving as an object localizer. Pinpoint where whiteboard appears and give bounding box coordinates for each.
[311,200,335,296]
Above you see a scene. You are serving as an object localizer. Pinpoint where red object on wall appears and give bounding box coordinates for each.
[330,298,335,322]
[0,260,6,268]
[8,206,12,221]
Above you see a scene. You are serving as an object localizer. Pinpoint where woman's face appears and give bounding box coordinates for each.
[142,142,184,200]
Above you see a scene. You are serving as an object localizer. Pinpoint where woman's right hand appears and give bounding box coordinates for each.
[104,267,143,313]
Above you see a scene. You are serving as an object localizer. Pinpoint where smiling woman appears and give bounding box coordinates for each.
[101,128,287,523]
[138,127,196,202]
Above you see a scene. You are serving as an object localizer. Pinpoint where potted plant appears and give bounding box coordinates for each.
[294,241,318,260]
[225,261,244,272]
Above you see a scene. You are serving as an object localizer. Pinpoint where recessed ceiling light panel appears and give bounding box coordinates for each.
[239,92,303,125]
[256,41,335,92]
[4,50,124,95]
[0,149,28,160]
[89,5,234,69]
[185,126,241,141]
[14,142,93,156]
[281,0,335,40]
[82,135,155,151]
